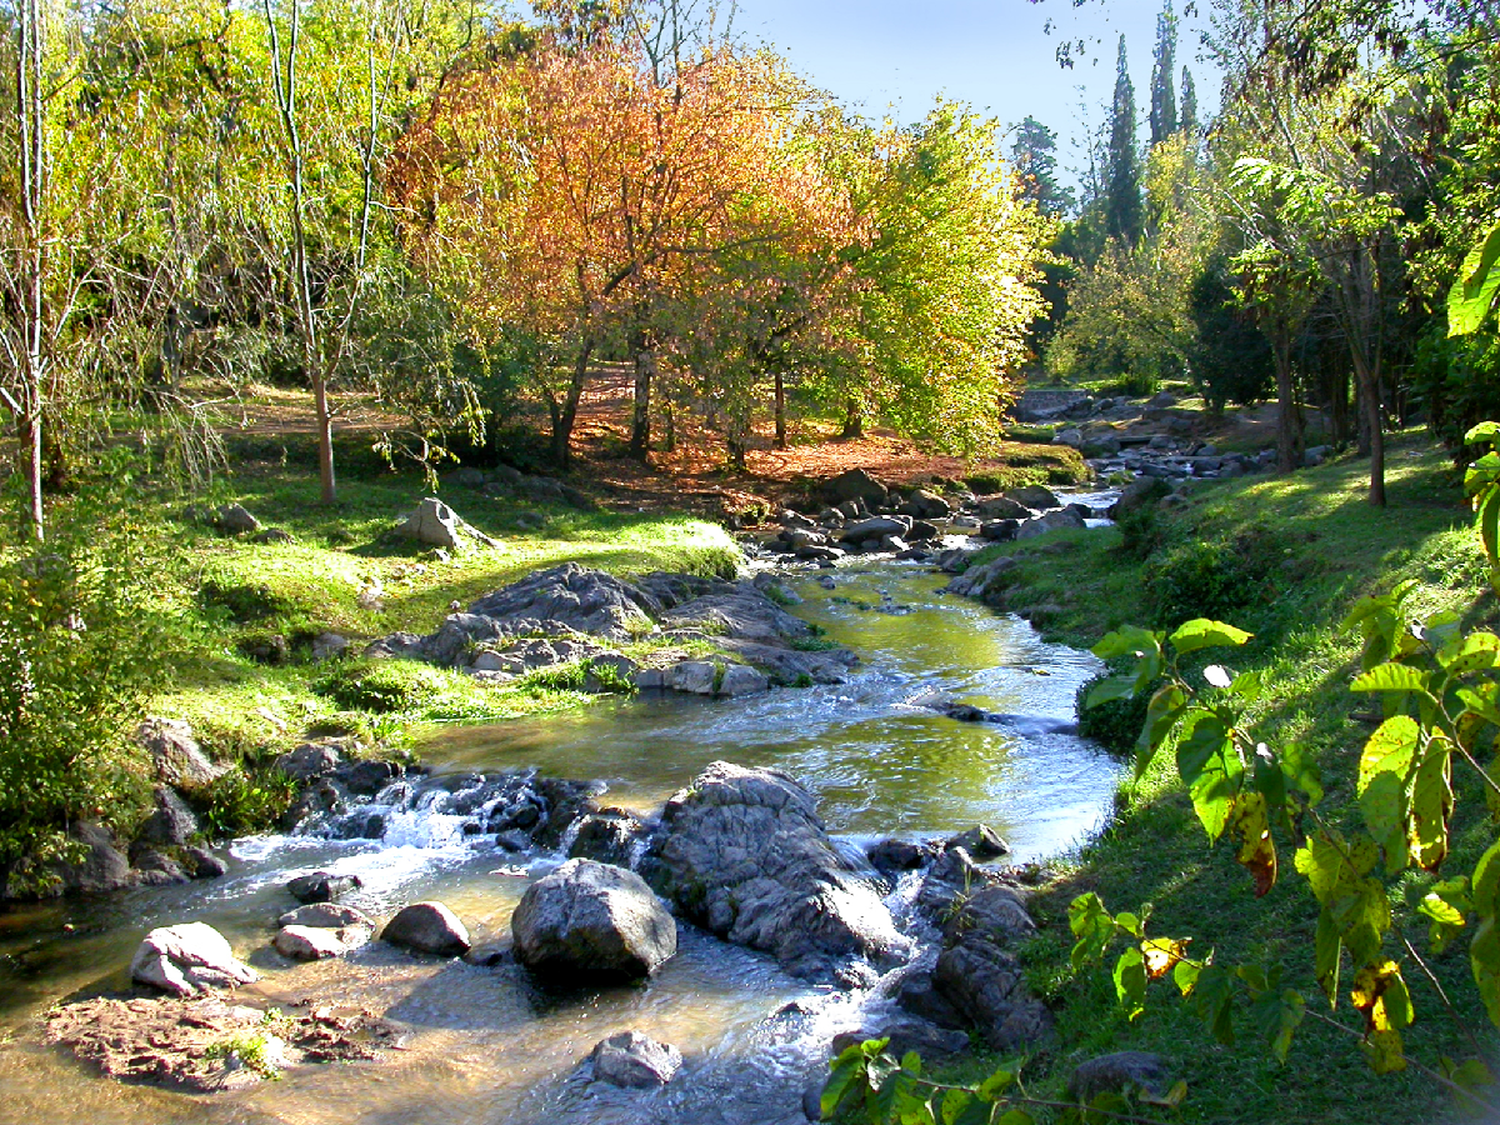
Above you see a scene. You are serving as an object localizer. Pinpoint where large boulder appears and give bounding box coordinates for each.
[39,821,132,896]
[398,497,498,551]
[975,495,1032,520]
[824,468,890,509]
[511,859,677,982]
[137,719,227,791]
[932,934,1051,1050]
[645,762,908,981]
[130,922,258,996]
[1003,484,1062,510]
[383,901,471,957]
[137,786,199,847]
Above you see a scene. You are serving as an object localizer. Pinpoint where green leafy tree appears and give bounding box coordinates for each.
[1010,115,1074,217]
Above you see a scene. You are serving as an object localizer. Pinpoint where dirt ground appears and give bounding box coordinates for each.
[225,368,1105,518]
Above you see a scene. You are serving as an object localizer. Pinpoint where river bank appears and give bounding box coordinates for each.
[925,428,1497,1124]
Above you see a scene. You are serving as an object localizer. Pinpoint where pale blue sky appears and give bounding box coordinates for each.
[730,0,1221,178]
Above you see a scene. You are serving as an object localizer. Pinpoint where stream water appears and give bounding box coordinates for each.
[0,558,1120,1125]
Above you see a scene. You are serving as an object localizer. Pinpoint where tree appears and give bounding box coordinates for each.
[1105,34,1144,246]
[1010,115,1074,217]
[1181,65,1198,137]
[392,35,805,468]
[1149,0,1178,145]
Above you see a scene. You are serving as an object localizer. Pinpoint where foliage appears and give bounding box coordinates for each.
[1076,664,1155,756]
[1185,259,1275,412]
[1140,528,1284,632]
[821,1036,1185,1125]
[311,658,447,713]
[197,766,298,840]
[1069,455,1500,1110]
[0,525,174,880]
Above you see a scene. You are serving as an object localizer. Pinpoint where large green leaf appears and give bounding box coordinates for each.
[1350,664,1428,694]
[1449,218,1500,337]
[1168,618,1253,654]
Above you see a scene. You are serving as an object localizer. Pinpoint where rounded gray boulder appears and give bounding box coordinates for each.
[511,858,677,982]
[383,901,471,957]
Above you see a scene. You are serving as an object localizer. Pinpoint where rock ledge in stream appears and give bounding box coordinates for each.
[365,562,857,690]
[643,761,910,983]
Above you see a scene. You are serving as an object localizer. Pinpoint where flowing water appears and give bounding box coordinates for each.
[0,558,1120,1125]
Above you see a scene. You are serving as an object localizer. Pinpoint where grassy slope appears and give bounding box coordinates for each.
[933,430,1497,1124]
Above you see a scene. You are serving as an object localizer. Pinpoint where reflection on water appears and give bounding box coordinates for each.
[0,559,1119,1125]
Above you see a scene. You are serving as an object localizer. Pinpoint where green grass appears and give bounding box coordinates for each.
[923,428,1498,1124]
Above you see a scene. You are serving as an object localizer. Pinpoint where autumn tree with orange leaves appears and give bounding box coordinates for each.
[390,31,806,467]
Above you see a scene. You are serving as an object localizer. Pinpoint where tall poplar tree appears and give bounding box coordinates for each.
[1105,34,1143,246]
[1180,66,1198,137]
[1148,1,1177,145]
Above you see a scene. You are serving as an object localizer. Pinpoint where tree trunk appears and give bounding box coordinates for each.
[1353,352,1385,507]
[774,368,787,450]
[1272,329,1303,474]
[629,334,655,460]
[662,398,675,453]
[553,340,592,469]
[17,0,46,539]
[841,397,863,439]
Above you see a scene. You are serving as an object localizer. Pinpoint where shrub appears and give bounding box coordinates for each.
[1075,666,1153,755]
[311,659,445,713]
[1141,530,1281,631]
[0,534,173,881]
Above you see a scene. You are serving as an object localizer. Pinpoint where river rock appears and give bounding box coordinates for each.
[824,468,889,508]
[1014,506,1086,539]
[717,663,770,696]
[658,584,816,644]
[945,825,1009,859]
[279,902,376,929]
[137,718,227,791]
[568,809,648,867]
[466,562,660,642]
[511,859,677,982]
[137,785,198,847]
[895,970,968,1030]
[40,821,132,896]
[131,922,258,996]
[1004,484,1061,510]
[274,923,372,960]
[830,1019,970,1060]
[275,741,342,782]
[1068,1051,1175,1102]
[287,871,363,904]
[667,660,717,695]
[131,849,190,886]
[867,838,930,874]
[384,901,471,957]
[335,758,402,796]
[645,762,908,982]
[840,516,910,546]
[933,935,1051,1050]
[975,495,1032,520]
[941,885,1035,944]
[589,1030,683,1088]
[184,845,227,879]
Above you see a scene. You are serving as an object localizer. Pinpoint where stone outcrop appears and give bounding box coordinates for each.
[366,562,857,692]
[137,718,227,790]
[511,859,677,982]
[645,762,908,982]
[130,922,258,996]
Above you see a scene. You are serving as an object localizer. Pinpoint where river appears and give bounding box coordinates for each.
[0,557,1119,1125]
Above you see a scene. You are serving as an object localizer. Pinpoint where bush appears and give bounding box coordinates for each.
[1141,530,1282,631]
[0,534,173,882]
[1076,667,1153,755]
[197,766,297,840]
[312,659,446,713]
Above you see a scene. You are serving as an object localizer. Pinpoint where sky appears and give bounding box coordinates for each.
[726,0,1223,180]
